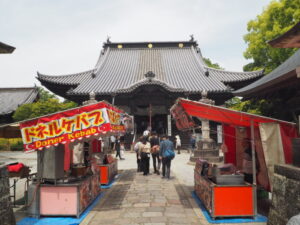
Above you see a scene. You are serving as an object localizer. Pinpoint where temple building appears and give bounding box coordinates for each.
[0,43,39,125]
[0,87,39,124]
[0,41,15,54]
[38,40,263,135]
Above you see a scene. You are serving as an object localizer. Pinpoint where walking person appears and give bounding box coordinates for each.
[190,134,196,155]
[120,141,125,160]
[159,135,175,179]
[110,135,116,151]
[175,135,181,154]
[139,137,151,176]
[134,137,143,172]
[150,133,161,175]
[115,136,124,160]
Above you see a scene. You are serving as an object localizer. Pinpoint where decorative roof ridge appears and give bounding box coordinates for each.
[37,68,96,79]
[109,46,193,50]
[116,77,185,93]
[204,65,264,74]
[190,45,206,69]
[94,47,111,74]
[103,41,198,49]
[0,86,37,90]
[95,47,110,71]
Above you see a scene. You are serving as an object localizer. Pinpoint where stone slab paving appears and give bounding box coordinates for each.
[81,152,267,225]
[1,151,266,224]
[81,169,202,225]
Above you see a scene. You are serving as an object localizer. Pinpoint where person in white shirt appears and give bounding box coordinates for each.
[138,137,151,175]
[143,129,150,138]
[110,135,116,150]
[175,135,181,154]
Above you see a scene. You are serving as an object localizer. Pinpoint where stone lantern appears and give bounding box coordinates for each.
[190,91,222,163]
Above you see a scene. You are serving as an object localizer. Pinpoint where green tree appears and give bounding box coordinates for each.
[225,97,282,117]
[37,87,57,101]
[203,57,223,69]
[13,88,77,121]
[243,0,300,73]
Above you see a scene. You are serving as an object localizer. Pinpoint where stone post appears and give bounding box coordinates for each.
[189,91,222,163]
[0,165,16,225]
[83,91,98,105]
[268,164,300,225]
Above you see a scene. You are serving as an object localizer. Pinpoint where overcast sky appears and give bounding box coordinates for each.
[0,0,271,88]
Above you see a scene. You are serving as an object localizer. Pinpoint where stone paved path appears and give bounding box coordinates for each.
[81,169,203,225]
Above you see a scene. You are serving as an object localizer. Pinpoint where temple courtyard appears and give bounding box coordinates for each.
[2,151,267,225]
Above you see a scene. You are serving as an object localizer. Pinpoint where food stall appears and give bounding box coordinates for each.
[18,101,130,218]
[171,98,298,219]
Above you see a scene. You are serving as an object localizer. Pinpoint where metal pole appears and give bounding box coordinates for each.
[112,95,115,105]
[149,104,152,133]
[250,119,257,216]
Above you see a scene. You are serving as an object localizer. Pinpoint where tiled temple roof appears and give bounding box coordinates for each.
[37,41,263,97]
[0,42,15,54]
[0,87,39,115]
[234,49,300,97]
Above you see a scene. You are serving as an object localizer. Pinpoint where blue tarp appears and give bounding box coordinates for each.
[100,174,119,189]
[17,173,121,225]
[192,191,268,224]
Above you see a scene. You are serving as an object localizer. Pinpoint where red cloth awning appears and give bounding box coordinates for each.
[171,98,295,128]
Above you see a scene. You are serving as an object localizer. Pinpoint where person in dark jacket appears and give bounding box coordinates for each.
[150,133,161,175]
[115,136,124,160]
[242,138,259,184]
[159,135,174,179]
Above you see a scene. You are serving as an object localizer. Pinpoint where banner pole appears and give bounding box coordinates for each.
[250,119,257,216]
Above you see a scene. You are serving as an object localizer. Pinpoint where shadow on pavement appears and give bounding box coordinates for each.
[174,183,194,209]
[92,169,135,211]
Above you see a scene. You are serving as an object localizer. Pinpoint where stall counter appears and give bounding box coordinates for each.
[39,173,101,218]
[194,169,255,218]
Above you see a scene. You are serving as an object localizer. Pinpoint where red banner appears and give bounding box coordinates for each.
[20,101,126,151]
[170,104,195,130]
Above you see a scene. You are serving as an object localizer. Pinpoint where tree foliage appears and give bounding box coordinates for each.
[13,88,77,122]
[37,86,57,101]
[203,57,223,69]
[225,97,277,116]
[243,0,300,73]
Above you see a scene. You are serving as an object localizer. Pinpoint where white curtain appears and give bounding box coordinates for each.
[259,123,285,189]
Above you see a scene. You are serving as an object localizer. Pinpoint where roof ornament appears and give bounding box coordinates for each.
[226,85,234,91]
[189,34,194,42]
[204,69,209,77]
[145,71,155,82]
[106,36,111,43]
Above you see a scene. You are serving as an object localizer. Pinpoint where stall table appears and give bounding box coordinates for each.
[194,169,255,219]
[39,173,100,217]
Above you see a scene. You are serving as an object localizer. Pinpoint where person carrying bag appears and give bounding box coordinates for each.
[150,133,161,175]
[159,135,175,179]
[139,137,151,176]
